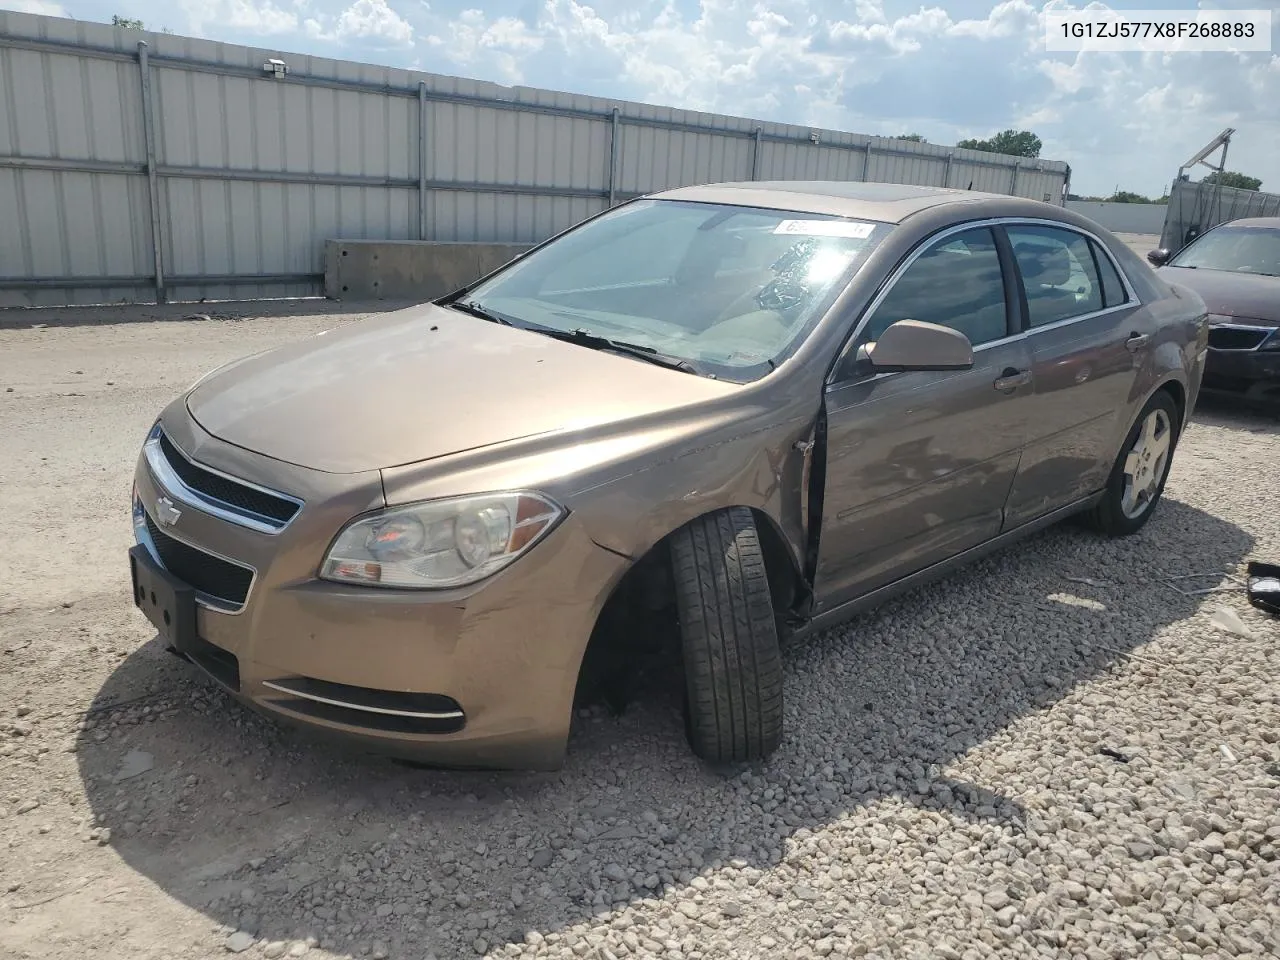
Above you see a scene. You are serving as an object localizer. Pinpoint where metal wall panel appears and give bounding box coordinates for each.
[426,192,603,244]
[0,9,1070,306]
[1160,178,1280,253]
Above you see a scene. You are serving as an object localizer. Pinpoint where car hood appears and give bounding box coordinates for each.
[1157,266,1280,324]
[186,303,738,474]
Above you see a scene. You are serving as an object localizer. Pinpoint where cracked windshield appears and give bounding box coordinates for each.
[459,199,891,381]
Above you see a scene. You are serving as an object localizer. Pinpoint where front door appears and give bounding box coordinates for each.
[813,225,1037,610]
[999,224,1146,527]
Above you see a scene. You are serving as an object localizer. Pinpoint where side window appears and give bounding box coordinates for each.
[1091,240,1129,307]
[1007,225,1104,327]
[862,227,1010,347]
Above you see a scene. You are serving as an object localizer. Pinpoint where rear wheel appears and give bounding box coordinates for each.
[668,507,784,764]
[1081,390,1180,537]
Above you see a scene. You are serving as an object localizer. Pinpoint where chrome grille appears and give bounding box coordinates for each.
[1208,326,1272,351]
[145,426,303,533]
[143,512,254,607]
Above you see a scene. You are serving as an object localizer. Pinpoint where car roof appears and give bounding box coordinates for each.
[1210,217,1280,229]
[648,180,1051,224]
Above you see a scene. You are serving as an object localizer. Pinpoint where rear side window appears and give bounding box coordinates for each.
[1091,241,1129,307]
[863,227,1010,346]
[1007,225,1104,327]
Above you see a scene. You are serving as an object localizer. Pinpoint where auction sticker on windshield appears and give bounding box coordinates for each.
[773,220,876,239]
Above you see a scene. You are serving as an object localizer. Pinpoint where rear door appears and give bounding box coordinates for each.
[999,223,1146,527]
[812,225,1037,610]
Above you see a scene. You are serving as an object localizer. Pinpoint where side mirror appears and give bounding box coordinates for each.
[1147,248,1171,267]
[866,319,974,372]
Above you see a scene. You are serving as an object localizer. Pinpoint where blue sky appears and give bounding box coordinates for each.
[8,0,1279,197]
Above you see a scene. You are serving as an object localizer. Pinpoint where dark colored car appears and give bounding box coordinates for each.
[1148,218,1280,400]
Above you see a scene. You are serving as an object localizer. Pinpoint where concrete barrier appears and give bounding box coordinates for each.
[324,240,534,301]
[1065,201,1169,236]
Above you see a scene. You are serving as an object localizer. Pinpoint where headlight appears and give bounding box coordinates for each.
[320,492,564,589]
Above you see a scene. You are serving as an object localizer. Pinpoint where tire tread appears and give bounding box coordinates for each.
[669,507,783,763]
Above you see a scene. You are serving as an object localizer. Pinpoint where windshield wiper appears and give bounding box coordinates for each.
[446,299,517,326]
[536,327,703,375]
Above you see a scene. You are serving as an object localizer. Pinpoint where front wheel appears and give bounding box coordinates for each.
[668,507,784,764]
[1081,390,1180,537]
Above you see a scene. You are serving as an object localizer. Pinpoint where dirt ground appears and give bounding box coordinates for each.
[1,298,1278,960]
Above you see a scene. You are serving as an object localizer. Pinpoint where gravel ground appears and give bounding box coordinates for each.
[2,300,1279,960]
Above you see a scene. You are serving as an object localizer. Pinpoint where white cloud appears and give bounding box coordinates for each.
[181,0,299,35]
[7,0,67,14]
[853,0,885,25]
[424,8,543,81]
[333,0,414,45]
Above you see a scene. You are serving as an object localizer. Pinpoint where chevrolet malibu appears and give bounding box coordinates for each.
[1147,217,1280,401]
[129,181,1208,770]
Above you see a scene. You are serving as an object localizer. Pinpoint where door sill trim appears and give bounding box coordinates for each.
[794,492,1105,640]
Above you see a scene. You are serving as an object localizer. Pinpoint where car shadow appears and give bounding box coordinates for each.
[75,498,1253,957]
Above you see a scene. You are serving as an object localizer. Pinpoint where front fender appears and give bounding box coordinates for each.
[571,421,813,577]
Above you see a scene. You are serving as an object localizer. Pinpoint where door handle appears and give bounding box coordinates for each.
[1125,333,1151,352]
[993,368,1031,392]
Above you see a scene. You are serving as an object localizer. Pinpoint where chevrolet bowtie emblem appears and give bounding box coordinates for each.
[155,496,182,526]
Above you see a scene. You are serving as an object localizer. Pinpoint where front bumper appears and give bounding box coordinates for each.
[130,411,629,770]
[1202,320,1280,398]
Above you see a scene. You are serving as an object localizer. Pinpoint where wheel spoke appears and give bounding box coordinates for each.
[1124,451,1142,478]
[1120,480,1138,515]
[1140,412,1158,448]
[1149,424,1171,461]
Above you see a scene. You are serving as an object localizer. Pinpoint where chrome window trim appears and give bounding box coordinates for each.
[144,425,303,535]
[133,496,258,615]
[260,679,466,720]
[827,216,1142,386]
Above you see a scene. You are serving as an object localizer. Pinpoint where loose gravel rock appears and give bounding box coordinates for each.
[2,306,1279,960]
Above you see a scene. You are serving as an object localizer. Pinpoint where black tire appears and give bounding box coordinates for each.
[1081,389,1180,537]
[668,507,784,764]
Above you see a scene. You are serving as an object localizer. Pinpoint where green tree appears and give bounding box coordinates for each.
[1109,190,1151,204]
[111,15,145,29]
[895,133,926,142]
[1203,171,1263,192]
[956,129,1042,159]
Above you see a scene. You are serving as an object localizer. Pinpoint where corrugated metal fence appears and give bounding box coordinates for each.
[0,10,1071,307]
[1160,177,1280,254]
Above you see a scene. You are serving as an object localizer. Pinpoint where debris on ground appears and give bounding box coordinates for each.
[1210,605,1254,638]
[113,749,154,783]
[1246,560,1280,616]
[1161,571,1244,596]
